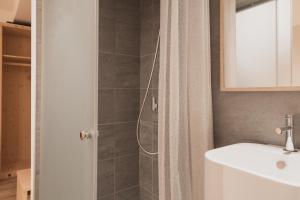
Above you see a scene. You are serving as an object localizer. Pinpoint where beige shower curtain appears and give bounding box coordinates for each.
[158,0,213,200]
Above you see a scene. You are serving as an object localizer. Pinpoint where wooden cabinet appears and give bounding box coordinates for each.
[16,169,31,200]
[0,23,31,174]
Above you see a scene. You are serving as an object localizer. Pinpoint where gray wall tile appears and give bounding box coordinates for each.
[139,54,160,90]
[114,55,140,88]
[152,159,158,195]
[100,17,116,53]
[153,195,159,200]
[152,122,158,153]
[116,187,140,200]
[100,0,116,20]
[140,22,155,56]
[116,23,140,56]
[141,0,154,23]
[114,89,139,122]
[140,55,154,89]
[153,0,160,24]
[98,0,141,198]
[151,54,160,89]
[98,123,139,159]
[140,187,153,200]
[99,0,160,198]
[140,89,153,122]
[98,159,115,197]
[139,153,153,192]
[116,0,140,25]
[115,155,139,191]
[114,122,139,156]
[139,0,160,199]
[99,53,116,88]
[99,54,140,89]
[99,125,115,160]
[99,89,114,124]
[99,194,115,200]
[139,121,154,152]
[99,89,140,124]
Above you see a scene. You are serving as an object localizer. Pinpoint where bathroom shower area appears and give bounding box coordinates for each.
[98,0,160,199]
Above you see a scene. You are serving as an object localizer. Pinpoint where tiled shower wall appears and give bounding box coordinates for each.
[139,0,160,199]
[98,0,160,199]
[98,0,141,199]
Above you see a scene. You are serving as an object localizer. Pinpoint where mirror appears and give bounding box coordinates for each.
[221,0,300,91]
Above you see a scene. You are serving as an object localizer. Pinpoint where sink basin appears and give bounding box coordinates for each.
[205,143,300,200]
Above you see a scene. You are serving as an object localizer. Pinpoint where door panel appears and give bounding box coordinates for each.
[40,0,98,199]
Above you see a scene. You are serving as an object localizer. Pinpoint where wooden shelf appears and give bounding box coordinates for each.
[1,160,30,173]
[0,22,31,31]
[3,62,31,67]
[3,55,31,62]
[0,22,31,37]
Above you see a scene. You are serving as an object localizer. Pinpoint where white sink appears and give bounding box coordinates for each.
[205,143,300,200]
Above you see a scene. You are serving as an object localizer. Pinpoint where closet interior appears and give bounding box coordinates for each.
[0,22,31,200]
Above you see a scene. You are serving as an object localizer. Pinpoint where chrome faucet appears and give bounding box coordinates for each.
[275,114,297,152]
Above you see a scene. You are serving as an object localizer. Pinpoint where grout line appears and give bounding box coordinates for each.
[99,193,114,199]
[115,184,139,194]
[99,51,140,58]
[99,50,155,58]
[98,88,141,90]
[139,119,157,125]
[99,153,139,162]
[140,185,154,197]
[140,53,156,57]
[98,121,137,126]
[138,150,153,160]
[139,87,159,90]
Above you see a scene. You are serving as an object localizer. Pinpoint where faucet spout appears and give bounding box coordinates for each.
[275,126,292,135]
[285,131,295,152]
[275,114,297,153]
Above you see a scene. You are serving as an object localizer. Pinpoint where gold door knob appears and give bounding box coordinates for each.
[80,131,91,140]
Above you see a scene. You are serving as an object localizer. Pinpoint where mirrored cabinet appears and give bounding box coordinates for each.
[221,0,300,91]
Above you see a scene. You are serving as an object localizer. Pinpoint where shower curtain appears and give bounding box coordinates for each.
[158,0,213,200]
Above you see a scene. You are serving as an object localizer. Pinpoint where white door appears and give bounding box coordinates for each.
[39,0,98,200]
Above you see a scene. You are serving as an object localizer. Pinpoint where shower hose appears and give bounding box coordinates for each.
[136,31,160,155]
